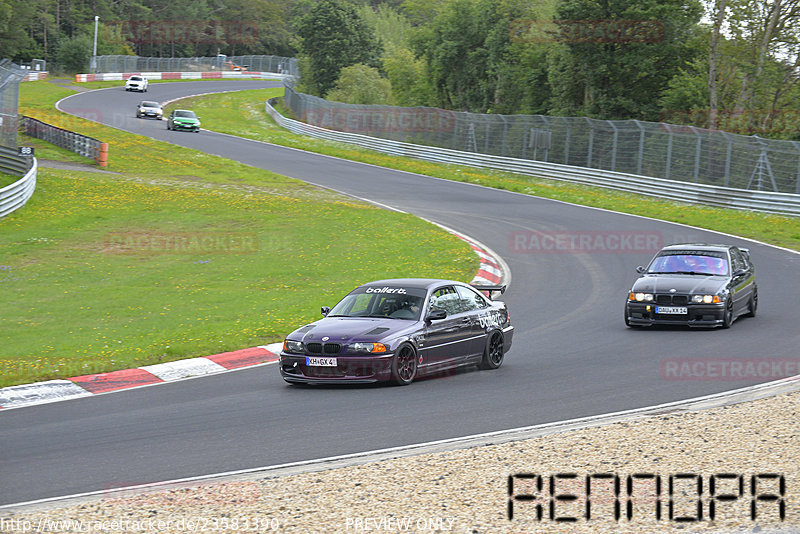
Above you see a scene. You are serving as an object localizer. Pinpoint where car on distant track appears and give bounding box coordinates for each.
[166,109,201,132]
[125,75,148,92]
[625,243,757,328]
[136,101,162,119]
[280,279,514,385]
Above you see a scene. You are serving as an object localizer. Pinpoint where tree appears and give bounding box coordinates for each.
[411,0,498,111]
[553,0,704,120]
[326,63,392,104]
[295,0,382,96]
[383,46,435,106]
[54,35,92,72]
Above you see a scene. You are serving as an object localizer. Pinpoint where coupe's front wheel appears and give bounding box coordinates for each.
[721,299,734,328]
[390,344,417,385]
[479,331,504,370]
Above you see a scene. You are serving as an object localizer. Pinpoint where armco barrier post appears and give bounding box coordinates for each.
[97,143,109,167]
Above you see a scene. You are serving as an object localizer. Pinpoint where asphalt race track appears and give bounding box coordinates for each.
[2,81,799,505]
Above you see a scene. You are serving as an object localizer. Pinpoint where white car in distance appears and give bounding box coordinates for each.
[125,75,148,92]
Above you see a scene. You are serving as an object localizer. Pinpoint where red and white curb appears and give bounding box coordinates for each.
[74,71,289,82]
[461,237,503,285]
[431,222,510,287]
[0,344,282,410]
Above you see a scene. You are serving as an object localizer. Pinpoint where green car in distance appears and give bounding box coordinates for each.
[167,109,201,132]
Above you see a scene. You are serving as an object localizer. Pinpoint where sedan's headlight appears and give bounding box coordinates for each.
[350,342,387,353]
[283,339,304,353]
[630,292,653,302]
[692,295,721,303]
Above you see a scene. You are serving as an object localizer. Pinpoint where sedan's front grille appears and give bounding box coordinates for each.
[655,294,689,305]
[306,342,342,355]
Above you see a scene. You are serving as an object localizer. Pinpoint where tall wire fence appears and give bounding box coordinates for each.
[94,55,298,76]
[0,59,25,149]
[284,86,800,195]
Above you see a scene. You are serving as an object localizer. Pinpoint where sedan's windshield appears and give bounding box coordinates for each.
[175,110,197,118]
[328,287,427,320]
[648,251,728,275]
[141,101,159,108]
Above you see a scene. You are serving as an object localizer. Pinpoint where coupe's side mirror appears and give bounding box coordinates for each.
[636,266,646,274]
[321,306,330,317]
[425,309,447,322]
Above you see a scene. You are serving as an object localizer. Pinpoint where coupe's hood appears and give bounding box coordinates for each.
[289,317,415,344]
[631,274,727,294]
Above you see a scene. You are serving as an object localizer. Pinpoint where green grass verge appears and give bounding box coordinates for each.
[176,88,800,252]
[0,172,18,189]
[0,81,476,388]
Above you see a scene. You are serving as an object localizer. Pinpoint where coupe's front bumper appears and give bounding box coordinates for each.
[172,122,199,131]
[279,352,395,383]
[626,302,726,327]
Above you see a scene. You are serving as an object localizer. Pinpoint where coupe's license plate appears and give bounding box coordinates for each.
[656,306,688,315]
[306,357,337,367]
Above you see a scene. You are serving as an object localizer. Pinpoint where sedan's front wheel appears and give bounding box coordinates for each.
[478,331,504,370]
[721,299,734,328]
[391,344,417,385]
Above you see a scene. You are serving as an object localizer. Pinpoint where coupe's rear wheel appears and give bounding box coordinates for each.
[390,344,417,385]
[479,331,504,370]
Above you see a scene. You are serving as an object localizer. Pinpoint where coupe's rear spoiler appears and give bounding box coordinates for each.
[472,284,506,299]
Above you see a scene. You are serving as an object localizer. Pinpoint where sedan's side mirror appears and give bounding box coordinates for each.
[636,266,646,274]
[734,269,748,277]
[425,309,447,322]
[321,306,330,317]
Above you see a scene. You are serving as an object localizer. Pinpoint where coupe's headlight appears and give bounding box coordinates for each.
[283,340,304,353]
[692,295,721,303]
[350,342,387,353]
[630,292,653,302]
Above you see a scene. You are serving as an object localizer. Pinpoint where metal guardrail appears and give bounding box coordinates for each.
[266,98,800,217]
[284,87,800,196]
[20,116,107,164]
[0,146,36,218]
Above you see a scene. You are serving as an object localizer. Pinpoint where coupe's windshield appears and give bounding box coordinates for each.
[175,110,197,118]
[328,287,427,320]
[648,251,729,275]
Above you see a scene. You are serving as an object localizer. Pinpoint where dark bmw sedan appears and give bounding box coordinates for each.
[625,244,757,328]
[280,279,513,385]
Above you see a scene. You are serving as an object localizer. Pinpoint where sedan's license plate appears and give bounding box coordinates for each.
[306,357,337,367]
[656,306,688,315]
